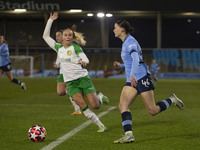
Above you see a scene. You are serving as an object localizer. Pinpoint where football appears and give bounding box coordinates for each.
[28,125,47,142]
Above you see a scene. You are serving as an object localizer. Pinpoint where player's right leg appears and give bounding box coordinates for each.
[141,91,184,116]
[6,70,26,91]
[141,90,161,116]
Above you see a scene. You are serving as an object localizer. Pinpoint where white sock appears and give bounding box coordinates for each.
[97,93,103,106]
[69,97,81,112]
[125,131,133,136]
[83,107,104,127]
[65,89,68,95]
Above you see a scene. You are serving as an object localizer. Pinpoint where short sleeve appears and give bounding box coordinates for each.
[73,43,83,55]
[54,43,63,52]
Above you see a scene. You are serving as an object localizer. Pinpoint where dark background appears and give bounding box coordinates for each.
[2,0,199,11]
[1,0,200,49]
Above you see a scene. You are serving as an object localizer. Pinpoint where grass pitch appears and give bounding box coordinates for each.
[0,77,200,150]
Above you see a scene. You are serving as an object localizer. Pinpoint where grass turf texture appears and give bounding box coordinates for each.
[0,77,200,150]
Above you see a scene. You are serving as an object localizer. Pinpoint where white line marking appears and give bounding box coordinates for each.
[40,106,116,150]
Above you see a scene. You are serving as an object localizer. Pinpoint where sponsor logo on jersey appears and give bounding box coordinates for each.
[129,44,136,49]
[65,58,71,62]
[67,50,72,55]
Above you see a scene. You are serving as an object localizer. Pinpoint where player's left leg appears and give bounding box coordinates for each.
[154,73,158,83]
[152,73,157,83]
[82,105,107,132]
[6,70,26,91]
[0,69,4,77]
[114,86,137,144]
[85,91,109,131]
[73,92,107,132]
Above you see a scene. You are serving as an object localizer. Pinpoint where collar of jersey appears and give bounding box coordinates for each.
[63,45,72,49]
[123,34,131,43]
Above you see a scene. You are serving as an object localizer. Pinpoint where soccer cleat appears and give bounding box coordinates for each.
[97,126,108,132]
[97,92,109,105]
[169,94,184,110]
[21,82,26,91]
[113,135,135,144]
[71,111,82,115]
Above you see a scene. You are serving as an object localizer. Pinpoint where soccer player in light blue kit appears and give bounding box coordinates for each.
[112,20,184,143]
[150,59,160,83]
[0,35,26,91]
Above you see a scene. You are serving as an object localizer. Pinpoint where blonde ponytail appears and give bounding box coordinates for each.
[73,31,86,46]
[70,24,86,46]
[63,25,87,46]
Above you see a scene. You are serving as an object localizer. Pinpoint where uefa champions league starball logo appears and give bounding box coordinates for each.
[28,125,47,142]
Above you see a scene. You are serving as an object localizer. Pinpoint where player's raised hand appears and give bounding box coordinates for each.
[50,12,58,21]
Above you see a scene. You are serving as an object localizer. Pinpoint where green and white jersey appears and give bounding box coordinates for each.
[43,18,89,82]
[54,43,88,82]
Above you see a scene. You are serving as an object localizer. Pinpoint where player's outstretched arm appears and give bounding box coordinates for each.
[42,12,58,51]
[50,12,58,21]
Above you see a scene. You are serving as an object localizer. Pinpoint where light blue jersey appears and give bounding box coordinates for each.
[120,34,150,82]
[150,63,160,74]
[0,43,11,67]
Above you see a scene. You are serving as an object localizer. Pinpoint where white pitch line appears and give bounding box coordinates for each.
[40,106,116,150]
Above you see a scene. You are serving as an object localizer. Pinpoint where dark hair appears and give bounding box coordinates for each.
[56,30,63,33]
[0,35,8,45]
[116,20,134,34]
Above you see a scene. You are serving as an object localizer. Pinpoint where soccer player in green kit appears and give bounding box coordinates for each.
[43,12,109,132]
[53,30,82,115]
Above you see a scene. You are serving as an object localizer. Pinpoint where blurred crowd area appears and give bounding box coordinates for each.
[9,48,200,77]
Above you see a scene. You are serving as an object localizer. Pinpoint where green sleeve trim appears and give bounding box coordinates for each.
[73,43,83,55]
[54,43,63,52]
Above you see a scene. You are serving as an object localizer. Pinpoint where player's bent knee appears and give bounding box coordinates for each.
[57,91,65,96]
[91,104,100,109]
[91,106,100,109]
